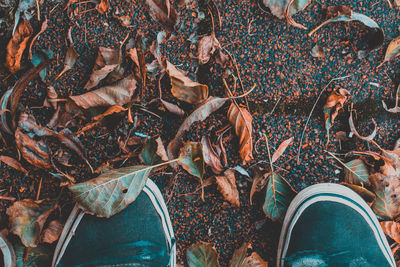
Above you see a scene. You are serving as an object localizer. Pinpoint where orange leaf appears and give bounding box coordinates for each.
[215,169,240,207]
[6,20,33,74]
[381,221,400,244]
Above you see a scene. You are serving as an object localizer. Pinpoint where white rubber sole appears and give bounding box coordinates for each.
[52,178,176,267]
[277,183,396,267]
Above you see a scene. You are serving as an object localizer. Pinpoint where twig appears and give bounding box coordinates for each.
[36,177,43,201]
[36,0,41,21]
[264,134,274,172]
[0,195,15,201]
[268,97,282,115]
[296,74,352,162]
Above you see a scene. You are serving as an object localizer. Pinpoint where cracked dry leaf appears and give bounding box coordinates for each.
[41,220,63,244]
[7,199,56,247]
[84,47,122,90]
[201,136,223,174]
[145,0,178,31]
[186,242,220,267]
[6,20,33,74]
[323,87,350,142]
[215,169,240,207]
[198,34,220,65]
[165,60,208,104]
[227,103,254,165]
[380,221,400,244]
[230,242,268,267]
[71,75,137,108]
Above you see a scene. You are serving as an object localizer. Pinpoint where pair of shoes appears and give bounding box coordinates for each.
[52,182,396,267]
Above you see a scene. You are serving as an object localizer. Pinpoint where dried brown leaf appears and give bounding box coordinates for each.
[201,136,223,174]
[29,18,48,59]
[43,86,58,109]
[160,99,185,116]
[165,60,208,104]
[271,137,293,164]
[262,0,310,19]
[381,36,400,65]
[349,110,377,142]
[145,0,178,30]
[0,155,28,173]
[96,0,109,14]
[6,20,33,74]
[41,220,63,244]
[381,221,400,244]
[198,34,220,65]
[382,85,400,113]
[71,75,137,109]
[227,103,254,165]
[93,105,127,121]
[56,46,78,79]
[230,242,268,267]
[310,44,325,58]
[250,167,270,205]
[215,169,240,207]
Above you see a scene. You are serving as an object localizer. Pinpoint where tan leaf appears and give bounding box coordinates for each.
[145,0,178,30]
[71,75,137,109]
[227,103,254,165]
[215,169,240,207]
[6,20,33,74]
[380,221,400,244]
[84,47,122,90]
[43,86,58,109]
[0,155,28,173]
[41,220,63,244]
[198,34,220,65]
[271,137,293,164]
[56,46,78,79]
[165,60,208,104]
[201,136,223,174]
[381,36,400,66]
[96,0,109,14]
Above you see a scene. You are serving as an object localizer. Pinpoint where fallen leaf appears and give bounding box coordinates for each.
[178,141,204,180]
[250,167,270,205]
[230,242,268,267]
[168,97,227,159]
[56,46,78,79]
[344,159,369,185]
[160,99,185,116]
[271,137,293,164]
[262,0,310,19]
[7,199,56,247]
[186,241,220,267]
[96,0,109,14]
[310,44,325,58]
[215,169,240,206]
[198,34,220,65]
[145,0,178,31]
[41,220,63,244]
[349,110,377,142]
[43,86,58,109]
[71,75,137,108]
[227,103,254,165]
[140,136,169,165]
[201,136,223,174]
[263,173,296,221]
[84,47,122,90]
[323,87,350,142]
[0,155,28,173]
[380,36,400,66]
[382,84,400,113]
[12,0,35,35]
[29,17,48,60]
[380,221,400,244]
[6,20,33,74]
[341,183,376,206]
[372,189,400,220]
[165,60,208,104]
[308,6,384,58]
[114,15,131,27]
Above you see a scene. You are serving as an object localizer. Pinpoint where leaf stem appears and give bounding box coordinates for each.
[264,134,274,172]
[325,150,365,182]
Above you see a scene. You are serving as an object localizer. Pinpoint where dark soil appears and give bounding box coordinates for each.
[0,0,399,265]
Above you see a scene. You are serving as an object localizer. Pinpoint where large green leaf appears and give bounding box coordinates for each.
[187,242,219,267]
[263,173,296,222]
[344,159,369,184]
[70,165,156,218]
[229,242,268,267]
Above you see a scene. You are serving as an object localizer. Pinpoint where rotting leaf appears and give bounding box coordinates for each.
[341,183,376,206]
[308,6,384,58]
[263,173,296,222]
[0,155,28,173]
[71,75,137,108]
[140,136,168,165]
[167,97,227,160]
[178,141,204,180]
[41,220,63,244]
[229,242,268,267]
[6,19,33,74]
[271,137,293,164]
[56,46,78,79]
[382,84,400,113]
[344,159,369,185]
[165,60,208,104]
[215,169,240,207]
[7,199,56,247]
[349,110,377,142]
[380,36,400,66]
[145,0,178,31]
[198,34,220,65]
[186,241,220,267]
[227,103,254,165]
[84,47,122,90]
[323,87,350,142]
[310,44,325,58]
[380,221,400,244]
[201,136,223,174]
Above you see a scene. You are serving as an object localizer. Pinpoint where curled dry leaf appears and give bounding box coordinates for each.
[167,97,227,160]
[114,15,131,27]
[84,47,122,90]
[382,84,400,113]
[230,242,268,267]
[349,110,377,142]
[380,221,400,244]
[323,87,350,142]
[145,0,178,31]
[140,136,169,165]
[341,183,376,206]
[284,0,311,30]
[250,167,270,205]
[310,44,325,58]
[186,241,220,267]
[344,159,369,185]
[309,6,384,58]
[198,34,220,65]
[201,136,223,174]
[41,220,63,244]
[29,17,48,60]
[92,105,127,121]
[215,169,240,207]
[271,137,293,164]
[178,141,204,180]
[71,75,137,109]
[165,60,208,104]
[43,86,58,109]
[160,99,185,116]
[7,199,56,247]
[6,20,33,74]
[56,46,78,79]
[0,155,28,173]
[262,0,310,19]
[227,103,254,165]
[380,36,400,66]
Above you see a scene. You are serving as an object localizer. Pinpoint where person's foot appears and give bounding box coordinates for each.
[52,178,176,267]
[277,183,396,267]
